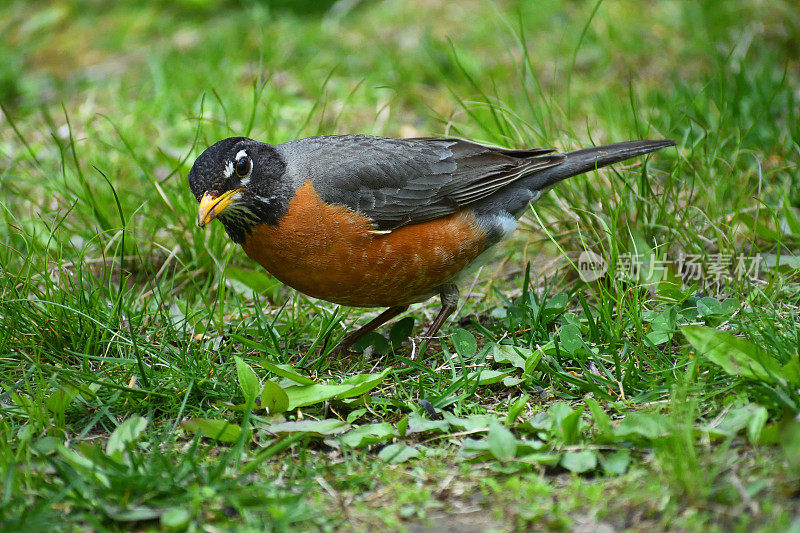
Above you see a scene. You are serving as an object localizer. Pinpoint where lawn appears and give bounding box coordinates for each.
[2,0,799,530]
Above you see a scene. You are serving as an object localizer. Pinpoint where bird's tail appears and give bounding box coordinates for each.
[525,139,676,191]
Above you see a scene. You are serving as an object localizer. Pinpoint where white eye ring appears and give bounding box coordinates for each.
[235,156,252,178]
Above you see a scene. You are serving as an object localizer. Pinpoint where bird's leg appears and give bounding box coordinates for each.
[328,305,408,357]
[416,283,459,359]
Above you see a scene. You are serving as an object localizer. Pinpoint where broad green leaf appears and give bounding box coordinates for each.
[779,417,800,469]
[336,423,396,448]
[521,412,552,433]
[31,437,59,456]
[560,450,597,473]
[752,422,780,445]
[704,404,768,442]
[782,356,800,385]
[351,332,390,354]
[650,306,677,331]
[161,508,192,532]
[657,280,692,303]
[548,402,574,428]
[406,414,450,435]
[459,437,491,459]
[502,376,525,387]
[517,452,561,466]
[488,423,517,461]
[493,344,528,370]
[468,369,510,385]
[678,302,700,322]
[396,415,409,437]
[389,317,415,347]
[235,356,260,406]
[443,412,494,432]
[560,313,581,327]
[285,384,354,409]
[683,326,791,385]
[614,412,671,440]
[461,435,541,460]
[45,386,77,416]
[260,380,289,414]
[747,406,769,444]
[106,416,148,457]
[558,324,583,354]
[281,370,390,410]
[451,328,477,358]
[182,418,243,443]
[599,449,630,475]
[695,297,738,321]
[720,298,740,316]
[261,419,350,436]
[258,360,314,385]
[346,408,368,424]
[543,292,568,320]
[696,297,722,317]
[645,331,671,346]
[585,398,611,439]
[379,443,421,464]
[337,368,391,399]
[559,408,583,445]
[73,442,109,464]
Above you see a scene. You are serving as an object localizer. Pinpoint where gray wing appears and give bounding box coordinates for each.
[278,135,564,231]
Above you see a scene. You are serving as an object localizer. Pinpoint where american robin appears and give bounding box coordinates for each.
[188,134,674,355]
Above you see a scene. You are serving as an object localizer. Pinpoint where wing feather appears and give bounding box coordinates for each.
[280,135,563,230]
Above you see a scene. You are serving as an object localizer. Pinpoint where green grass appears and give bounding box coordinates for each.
[2,0,800,530]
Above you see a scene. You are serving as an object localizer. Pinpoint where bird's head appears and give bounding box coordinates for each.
[188,137,289,243]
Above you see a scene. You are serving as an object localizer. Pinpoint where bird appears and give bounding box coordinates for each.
[188,134,674,356]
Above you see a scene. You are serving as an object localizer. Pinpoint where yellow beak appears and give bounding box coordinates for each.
[197,189,242,228]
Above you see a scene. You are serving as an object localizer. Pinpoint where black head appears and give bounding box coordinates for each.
[188,137,289,243]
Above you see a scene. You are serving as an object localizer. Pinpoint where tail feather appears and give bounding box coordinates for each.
[525,139,676,192]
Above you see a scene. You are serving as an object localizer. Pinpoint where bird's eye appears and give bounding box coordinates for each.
[235,156,252,178]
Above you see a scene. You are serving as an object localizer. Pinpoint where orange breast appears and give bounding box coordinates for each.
[241,181,487,307]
